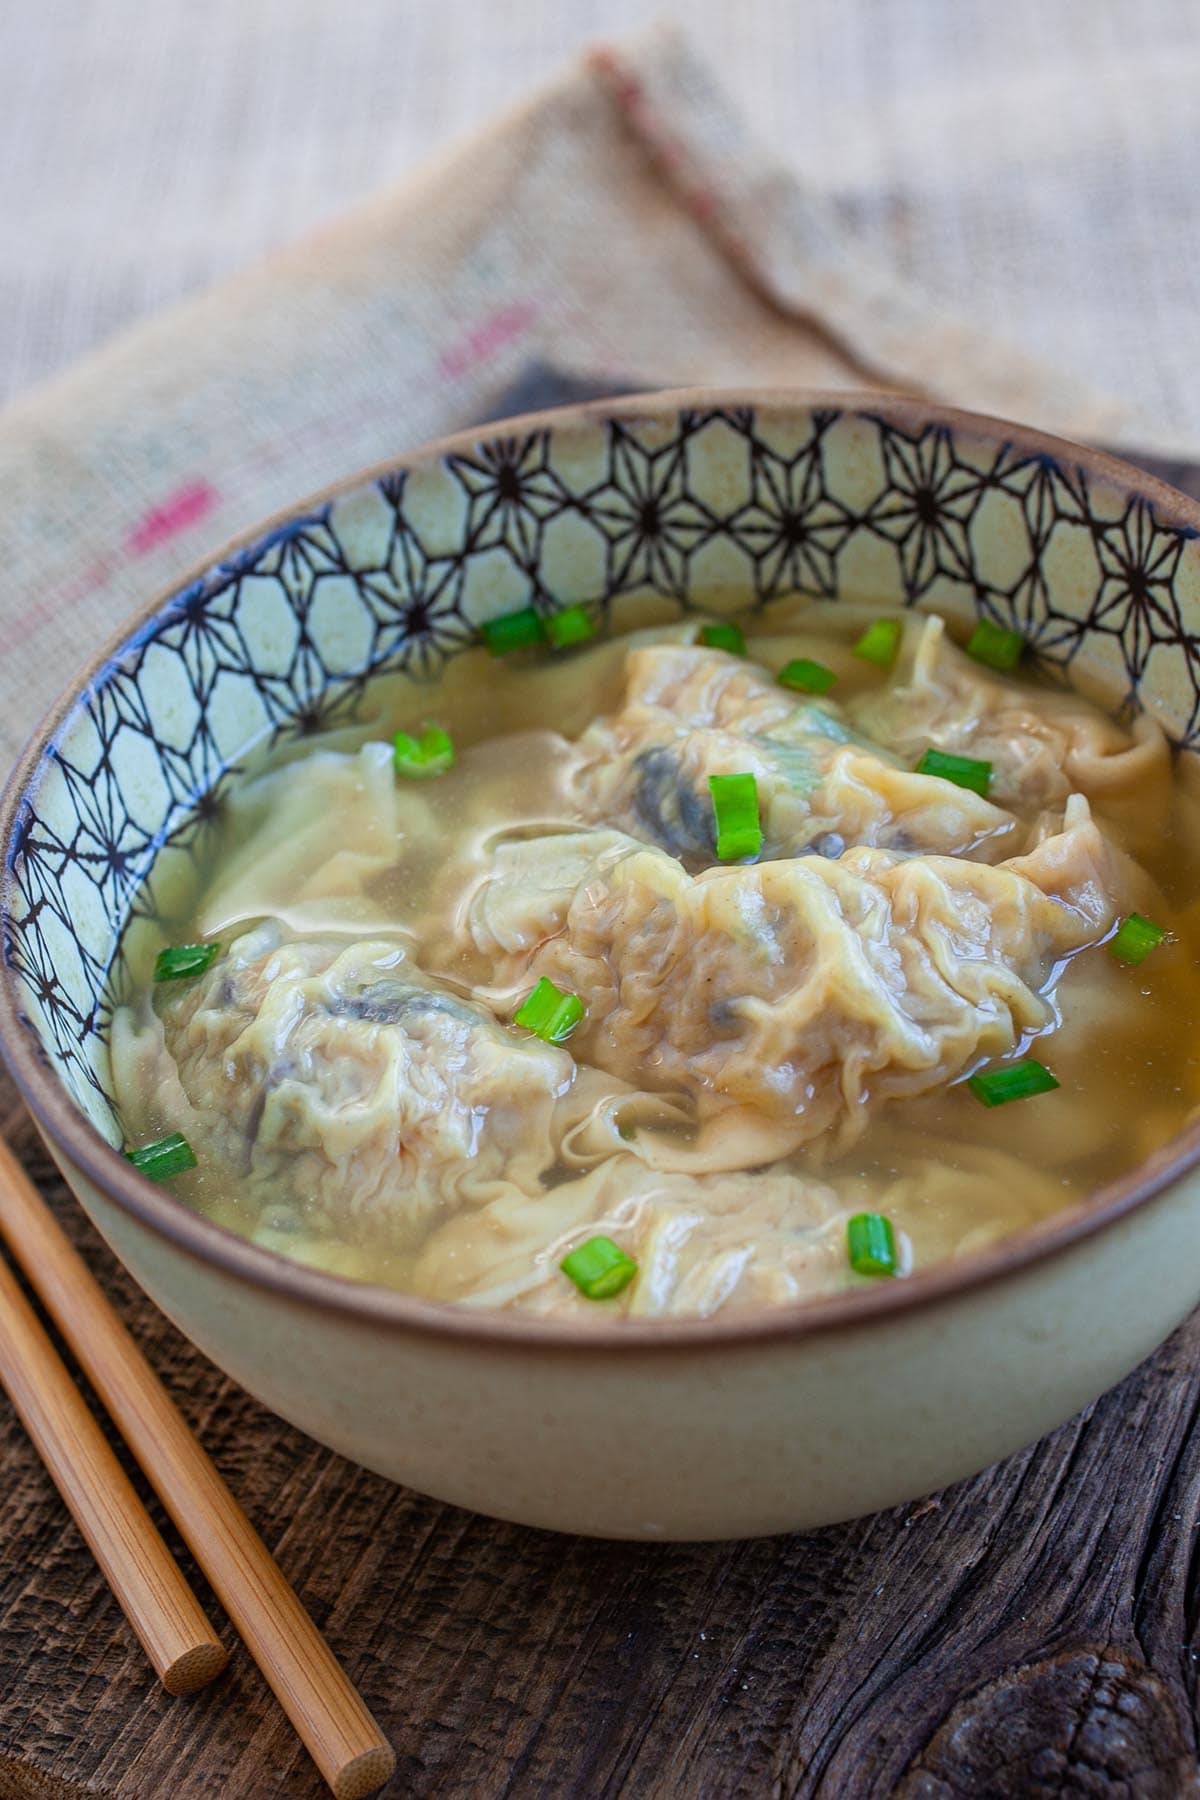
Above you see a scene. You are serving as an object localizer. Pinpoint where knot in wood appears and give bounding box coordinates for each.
[897,1646,1198,1798]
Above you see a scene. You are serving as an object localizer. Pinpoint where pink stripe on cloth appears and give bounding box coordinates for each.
[587,34,1128,438]
[438,300,541,382]
[589,46,773,307]
[125,480,219,556]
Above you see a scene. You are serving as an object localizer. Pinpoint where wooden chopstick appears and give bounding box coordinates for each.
[0,1136,396,1800]
[0,1247,228,1694]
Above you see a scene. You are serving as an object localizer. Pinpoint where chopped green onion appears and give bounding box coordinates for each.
[481,606,547,655]
[393,723,455,778]
[546,604,596,649]
[915,747,993,796]
[778,658,837,696]
[1108,912,1168,966]
[699,621,746,656]
[852,618,903,668]
[153,943,220,983]
[967,618,1025,673]
[708,772,762,861]
[126,1133,197,1181]
[968,1059,1060,1107]
[847,1212,898,1277]
[514,976,585,1044]
[561,1235,638,1300]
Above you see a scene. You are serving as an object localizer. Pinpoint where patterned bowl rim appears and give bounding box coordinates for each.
[4,385,1200,1355]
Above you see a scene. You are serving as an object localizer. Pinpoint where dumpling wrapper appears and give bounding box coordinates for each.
[470,796,1120,1160]
[410,1158,851,1317]
[410,1136,1073,1318]
[121,922,618,1249]
[197,742,422,937]
[574,642,1022,864]
[849,613,1170,847]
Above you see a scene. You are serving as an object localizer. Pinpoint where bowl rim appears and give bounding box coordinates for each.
[5,382,1200,1357]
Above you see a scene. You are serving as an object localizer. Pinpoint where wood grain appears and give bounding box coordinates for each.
[0,1136,393,1800]
[0,1071,1199,1800]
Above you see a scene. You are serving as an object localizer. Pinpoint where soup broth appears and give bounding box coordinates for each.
[111,603,1200,1317]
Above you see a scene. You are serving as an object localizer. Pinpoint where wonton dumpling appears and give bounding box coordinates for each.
[149,922,586,1245]
[411,1134,1077,1317]
[849,615,1169,833]
[197,741,424,936]
[474,799,1118,1156]
[575,643,1021,863]
[465,828,638,956]
[410,1158,850,1317]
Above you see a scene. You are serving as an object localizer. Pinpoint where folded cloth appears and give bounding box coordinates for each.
[0,26,1170,772]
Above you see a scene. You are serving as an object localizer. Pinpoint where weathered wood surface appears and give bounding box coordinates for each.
[2,1071,1200,1800]
[3,432,1200,1798]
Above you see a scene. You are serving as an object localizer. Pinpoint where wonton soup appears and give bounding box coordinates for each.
[111,601,1200,1319]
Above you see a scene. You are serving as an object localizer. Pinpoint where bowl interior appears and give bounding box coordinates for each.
[6,392,1200,1150]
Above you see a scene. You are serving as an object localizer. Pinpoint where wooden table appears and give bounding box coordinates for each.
[4,1083,1200,1799]
[4,435,1200,1799]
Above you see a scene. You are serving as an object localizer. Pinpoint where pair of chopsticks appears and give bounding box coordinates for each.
[0,1133,395,1800]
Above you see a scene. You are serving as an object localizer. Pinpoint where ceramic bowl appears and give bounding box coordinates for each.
[4,389,1200,1541]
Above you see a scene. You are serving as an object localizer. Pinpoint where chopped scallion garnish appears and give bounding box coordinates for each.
[915,747,993,796]
[561,1235,638,1299]
[1108,911,1168,966]
[699,621,746,656]
[153,943,220,983]
[968,1059,1059,1107]
[514,976,585,1044]
[967,618,1025,673]
[778,658,837,696]
[708,772,762,861]
[126,1133,197,1181]
[546,604,596,649]
[852,618,903,668]
[481,606,547,655]
[847,1212,898,1277]
[393,723,455,778]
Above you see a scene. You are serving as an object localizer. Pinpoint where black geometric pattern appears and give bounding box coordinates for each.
[864,422,986,600]
[729,410,854,601]
[5,402,1200,1136]
[1090,495,1192,684]
[446,433,570,581]
[577,416,719,603]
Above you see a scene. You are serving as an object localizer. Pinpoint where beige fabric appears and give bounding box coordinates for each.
[3,17,1197,771]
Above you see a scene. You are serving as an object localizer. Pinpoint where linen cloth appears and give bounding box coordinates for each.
[3,14,1199,772]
